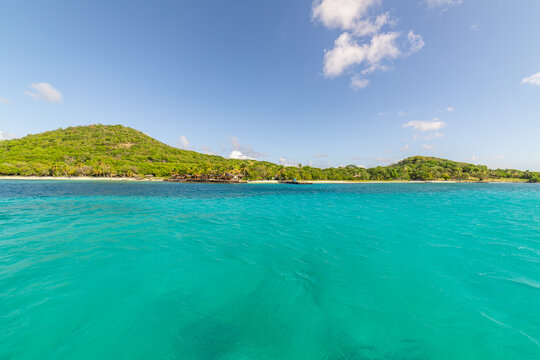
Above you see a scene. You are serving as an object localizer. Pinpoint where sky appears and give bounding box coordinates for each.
[1,0,539,170]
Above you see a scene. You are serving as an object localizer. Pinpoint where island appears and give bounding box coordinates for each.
[0,125,538,183]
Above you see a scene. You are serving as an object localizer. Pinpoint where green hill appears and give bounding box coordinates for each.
[0,125,537,182]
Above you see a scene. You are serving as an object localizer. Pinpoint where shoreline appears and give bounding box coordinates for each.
[0,176,528,184]
[0,176,164,182]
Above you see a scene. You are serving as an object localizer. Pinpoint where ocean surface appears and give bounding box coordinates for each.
[1,181,539,360]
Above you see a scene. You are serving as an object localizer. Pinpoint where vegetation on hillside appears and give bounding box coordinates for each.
[0,125,538,182]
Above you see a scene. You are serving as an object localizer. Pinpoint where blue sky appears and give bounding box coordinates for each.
[1,0,539,170]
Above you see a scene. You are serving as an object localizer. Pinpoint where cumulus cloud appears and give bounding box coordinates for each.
[324,31,401,77]
[179,135,190,149]
[25,83,63,102]
[403,119,446,132]
[313,0,424,87]
[0,131,15,140]
[0,97,11,104]
[229,137,263,160]
[229,150,254,160]
[407,31,425,53]
[350,75,370,90]
[521,72,540,86]
[312,0,388,36]
[425,0,463,8]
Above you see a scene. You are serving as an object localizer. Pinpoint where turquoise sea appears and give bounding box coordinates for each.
[1,181,539,359]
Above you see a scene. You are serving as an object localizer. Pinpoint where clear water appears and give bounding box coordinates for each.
[1,181,539,359]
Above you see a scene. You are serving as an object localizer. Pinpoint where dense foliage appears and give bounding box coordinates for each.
[0,125,537,182]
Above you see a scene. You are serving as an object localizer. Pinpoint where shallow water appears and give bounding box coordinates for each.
[1,181,539,359]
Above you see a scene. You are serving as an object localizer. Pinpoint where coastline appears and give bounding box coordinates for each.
[0,176,164,182]
[0,176,528,183]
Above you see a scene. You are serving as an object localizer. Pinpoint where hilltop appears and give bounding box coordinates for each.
[0,125,537,182]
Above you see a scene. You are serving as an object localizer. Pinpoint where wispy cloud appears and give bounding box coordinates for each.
[279,157,298,166]
[313,0,424,87]
[425,0,463,8]
[0,131,15,140]
[0,97,11,104]
[407,31,425,53]
[374,157,395,164]
[350,75,370,90]
[200,146,216,155]
[422,144,434,150]
[179,135,190,149]
[521,72,540,86]
[403,118,446,132]
[25,82,63,102]
[446,106,455,112]
[424,132,444,140]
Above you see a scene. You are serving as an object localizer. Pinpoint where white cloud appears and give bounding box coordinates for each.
[403,119,446,132]
[521,72,540,86]
[230,137,241,149]
[312,0,387,36]
[446,106,455,112]
[179,135,190,149]
[200,146,216,155]
[424,132,444,140]
[422,144,434,150]
[279,157,298,166]
[402,144,410,151]
[470,24,480,31]
[407,31,425,53]
[425,0,463,8]
[471,155,477,162]
[0,131,15,140]
[324,31,401,78]
[313,0,424,87]
[25,83,63,102]
[229,150,254,160]
[350,75,370,90]
[0,97,11,104]
[229,137,263,159]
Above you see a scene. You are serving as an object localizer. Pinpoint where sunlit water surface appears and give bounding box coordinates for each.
[1,181,539,359]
